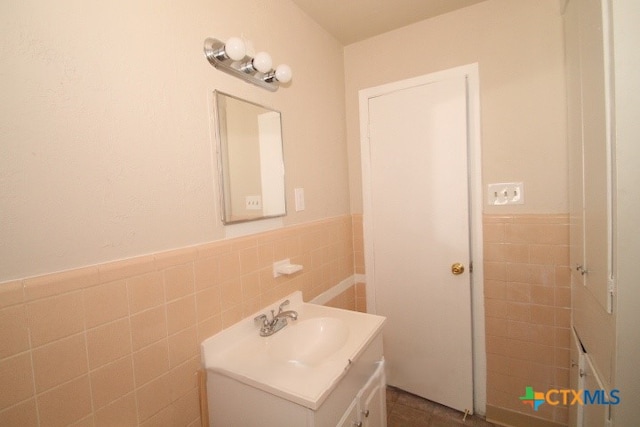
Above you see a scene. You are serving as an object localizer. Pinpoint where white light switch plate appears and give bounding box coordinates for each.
[488,182,524,205]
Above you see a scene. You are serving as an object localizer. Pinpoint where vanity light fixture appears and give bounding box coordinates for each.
[240,51,272,74]
[204,37,292,92]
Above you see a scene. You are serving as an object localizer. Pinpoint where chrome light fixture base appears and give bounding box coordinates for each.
[204,38,279,92]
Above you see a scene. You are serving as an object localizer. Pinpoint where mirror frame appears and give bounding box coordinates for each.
[213,90,287,225]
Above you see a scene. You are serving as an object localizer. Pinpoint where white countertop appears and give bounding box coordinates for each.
[201,291,386,410]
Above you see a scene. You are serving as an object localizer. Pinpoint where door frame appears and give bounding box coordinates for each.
[358,63,486,414]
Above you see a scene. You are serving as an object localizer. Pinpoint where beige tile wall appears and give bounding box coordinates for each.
[0,215,357,426]
[483,214,571,425]
[352,214,365,276]
[323,215,366,313]
[1,212,572,426]
[324,285,356,311]
[352,214,367,313]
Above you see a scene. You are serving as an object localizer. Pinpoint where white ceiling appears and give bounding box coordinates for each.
[290,0,490,45]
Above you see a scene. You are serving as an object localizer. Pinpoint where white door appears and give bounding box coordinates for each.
[363,73,474,413]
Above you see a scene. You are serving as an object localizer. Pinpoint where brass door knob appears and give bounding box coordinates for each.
[451,263,464,275]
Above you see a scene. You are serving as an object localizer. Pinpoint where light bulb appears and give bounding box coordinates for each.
[275,64,292,83]
[252,52,273,73]
[224,37,246,61]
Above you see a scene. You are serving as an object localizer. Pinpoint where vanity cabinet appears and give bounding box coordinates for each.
[336,399,359,427]
[205,332,385,427]
[569,328,609,427]
[360,365,386,427]
[202,293,387,426]
[338,361,386,427]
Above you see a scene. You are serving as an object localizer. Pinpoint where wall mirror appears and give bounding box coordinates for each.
[213,91,286,224]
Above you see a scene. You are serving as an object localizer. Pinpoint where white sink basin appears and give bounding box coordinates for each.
[267,317,349,366]
[201,291,385,409]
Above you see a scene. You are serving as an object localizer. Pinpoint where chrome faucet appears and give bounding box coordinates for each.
[254,300,298,337]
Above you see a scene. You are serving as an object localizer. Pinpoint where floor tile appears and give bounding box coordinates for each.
[386,386,496,427]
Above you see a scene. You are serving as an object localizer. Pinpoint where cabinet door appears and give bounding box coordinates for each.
[568,328,584,427]
[566,0,617,388]
[359,362,386,427]
[567,0,614,312]
[336,398,359,427]
[565,0,585,292]
[582,356,609,427]
[361,381,385,427]
[580,0,614,314]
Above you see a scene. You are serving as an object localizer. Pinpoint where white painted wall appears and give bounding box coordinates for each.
[345,0,568,215]
[0,0,349,281]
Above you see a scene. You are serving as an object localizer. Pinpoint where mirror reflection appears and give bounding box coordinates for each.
[214,91,286,224]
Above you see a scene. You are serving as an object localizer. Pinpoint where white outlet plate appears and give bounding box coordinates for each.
[488,182,524,205]
[245,195,262,210]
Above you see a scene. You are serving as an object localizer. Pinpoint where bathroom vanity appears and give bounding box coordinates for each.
[200,292,386,426]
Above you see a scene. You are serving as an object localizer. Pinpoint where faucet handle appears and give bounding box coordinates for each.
[254,314,268,326]
[278,299,290,313]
